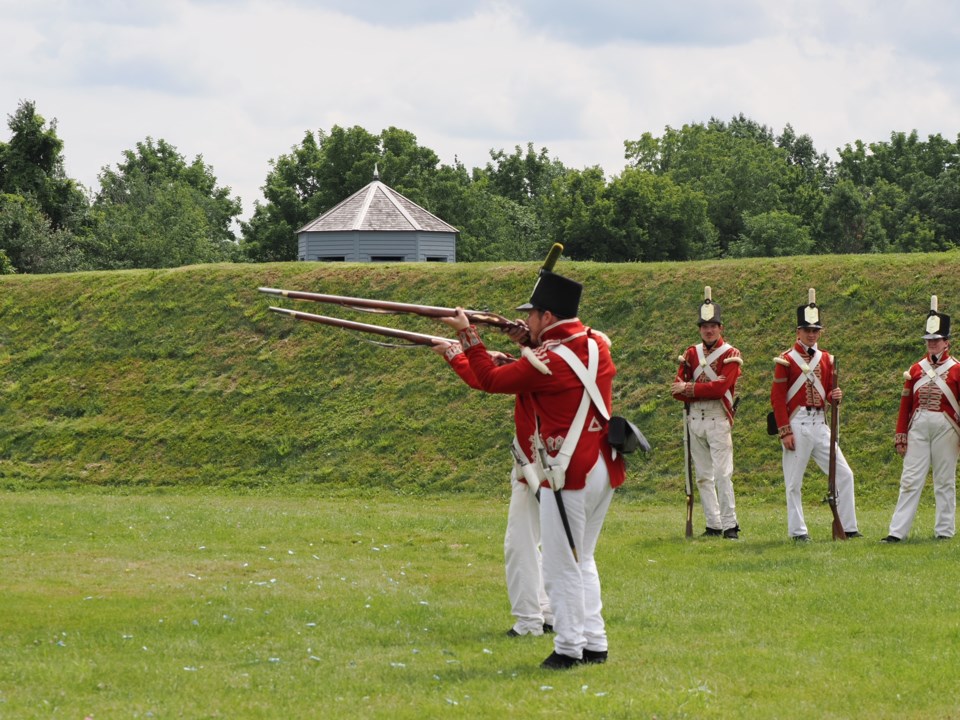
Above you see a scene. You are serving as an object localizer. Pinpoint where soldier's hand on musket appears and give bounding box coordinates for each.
[671,380,688,396]
[489,350,516,367]
[431,339,455,356]
[829,387,843,403]
[503,320,531,347]
[440,307,471,331]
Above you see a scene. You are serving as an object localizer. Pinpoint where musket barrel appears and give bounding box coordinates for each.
[258,287,521,331]
[268,306,447,346]
[260,287,454,315]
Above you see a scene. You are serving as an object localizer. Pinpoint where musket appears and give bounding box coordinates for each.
[683,404,694,538]
[268,306,447,347]
[259,287,525,333]
[827,357,847,540]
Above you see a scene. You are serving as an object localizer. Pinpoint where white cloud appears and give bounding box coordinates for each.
[1,0,958,222]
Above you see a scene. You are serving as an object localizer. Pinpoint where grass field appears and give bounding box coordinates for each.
[2,490,959,719]
[4,257,960,717]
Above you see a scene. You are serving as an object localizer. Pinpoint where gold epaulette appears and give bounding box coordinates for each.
[903,370,912,380]
[723,356,743,366]
[774,357,791,367]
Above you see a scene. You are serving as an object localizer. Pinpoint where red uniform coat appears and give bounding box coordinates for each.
[672,338,742,424]
[457,318,625,491]
[770,343,835,437]
[445,348,538,472]
[895,351,960,443]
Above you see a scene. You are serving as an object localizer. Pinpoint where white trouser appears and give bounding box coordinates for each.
[539,456,614,659]
[504,467,552,634]
[781,410,858,537]
[888,410,959,539]
[687,403,737,530]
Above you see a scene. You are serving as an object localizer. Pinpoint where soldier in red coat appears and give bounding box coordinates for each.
[883,297,960,542]
[441,271,624,670]
[671,287,742,538]
[770,289,860,541]
[432,339,553,636]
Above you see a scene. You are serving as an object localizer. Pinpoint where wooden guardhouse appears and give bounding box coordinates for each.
[296,169,458,262]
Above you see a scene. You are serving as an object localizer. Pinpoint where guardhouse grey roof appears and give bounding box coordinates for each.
[297,179,458,234]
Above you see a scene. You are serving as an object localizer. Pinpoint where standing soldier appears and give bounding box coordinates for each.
[770,289,861,541]
[671,287,743,539]
[441,270,624,670]
[432,340,554,635]
[883,296,960,542]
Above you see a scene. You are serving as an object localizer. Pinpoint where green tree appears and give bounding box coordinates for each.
[0,100,89,232]
[625,115,807,256]
[455,187,546,262]
[559,168,716,262]
[0,193,86,273]
[241,131,325,262]
[929,168,960,247]
[480,143,567,206]
[836,131,960,251]
[729,210,813,257]
[0,248,13,274]
[542,166,609,254]
[375,127,441,206]
[93,138,241,268]
[776,124,830,230]
[818,179,874,253]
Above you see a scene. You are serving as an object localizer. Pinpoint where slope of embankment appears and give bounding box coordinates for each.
[0,255,955,500]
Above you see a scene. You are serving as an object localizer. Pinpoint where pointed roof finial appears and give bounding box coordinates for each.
[373,162,380,180]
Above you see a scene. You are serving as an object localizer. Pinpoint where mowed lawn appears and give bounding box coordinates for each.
[1,490,959,719]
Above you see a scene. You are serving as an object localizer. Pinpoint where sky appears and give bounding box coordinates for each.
[2,0,959,222]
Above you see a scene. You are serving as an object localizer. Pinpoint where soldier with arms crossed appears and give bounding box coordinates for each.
[671,287,743,539]
[770,289,861,541]
[883,297,960,542]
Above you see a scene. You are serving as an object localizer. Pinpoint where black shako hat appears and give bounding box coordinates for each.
[516,270,582,318]
[796,288,823,329]
[698,286,722,326]
[922,295,951,340]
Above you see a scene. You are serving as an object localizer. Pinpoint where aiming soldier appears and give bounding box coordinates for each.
[770,289,861,541]
[441,270,624,670]
[431,339,554,636]
[882,297,960,542]
[671,287,742,539]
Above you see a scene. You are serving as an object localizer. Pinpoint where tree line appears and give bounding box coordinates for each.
[2,99,958,274]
